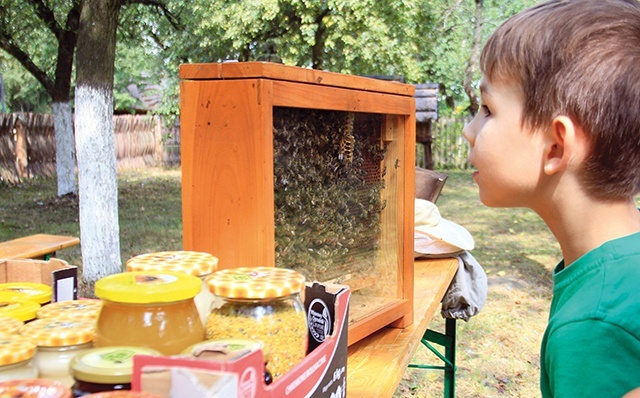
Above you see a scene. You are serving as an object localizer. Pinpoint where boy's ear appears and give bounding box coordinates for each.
[543,115,585,175]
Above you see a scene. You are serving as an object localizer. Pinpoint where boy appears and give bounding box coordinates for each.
[462,0,640,396]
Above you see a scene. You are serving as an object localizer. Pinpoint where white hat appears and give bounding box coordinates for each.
[414,198,474,256]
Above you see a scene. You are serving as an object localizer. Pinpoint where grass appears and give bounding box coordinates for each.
[0,167,183,273]
[1,168,637,397]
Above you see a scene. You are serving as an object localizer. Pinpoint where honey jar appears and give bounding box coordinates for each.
[0,282,52,305]
[125,251,218,326]
[94,271,204,355]
[70,346,161,397]
[0,296,40,322]
[0,316,24,337]
[205,267,307,379]
[37,299,103,323]
[19,319,95,386]
[0,335,38,381]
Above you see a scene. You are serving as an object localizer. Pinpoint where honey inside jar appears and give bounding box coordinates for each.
[125,251,218,327]
[94,271,204,355]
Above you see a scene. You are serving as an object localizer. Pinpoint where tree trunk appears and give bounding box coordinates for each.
[52,102,76,196]
[464,0,484,116]
[74,0,122,295]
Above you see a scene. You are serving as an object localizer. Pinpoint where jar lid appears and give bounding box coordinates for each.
[70,346,161,384]
[0,296,40,321]
[0,335,37,365]
[37,299,103,321]
[126,251,219,277]
[0,315,24,336]
[19,318,95,347]
[0,379,71,397]
[95,271,201,303]
[0,282,52,304]
[205,267,305,299]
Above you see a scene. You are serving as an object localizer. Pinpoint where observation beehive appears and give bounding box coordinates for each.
[179,62,416,345]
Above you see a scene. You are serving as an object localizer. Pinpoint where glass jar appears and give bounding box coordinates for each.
[70,346,161,397]
[0,282,52,305]
[0,378,72,397]
[0,335,38,381]
[18,319,95,387]
[94,271,204,355]
[0,294,40,322]
[125,251,218,327]
[0,316,24,337]
[205,267,307,380]
[37,299,103,323]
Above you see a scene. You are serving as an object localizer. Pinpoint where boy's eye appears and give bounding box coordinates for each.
[481,104,492,116]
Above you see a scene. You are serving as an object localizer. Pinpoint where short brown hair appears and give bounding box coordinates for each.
[481,0,640,200]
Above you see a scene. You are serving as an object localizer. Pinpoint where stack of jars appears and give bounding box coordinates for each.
[0,251,311,395]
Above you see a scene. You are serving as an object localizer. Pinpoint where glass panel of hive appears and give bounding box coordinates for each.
[273,107,399,326]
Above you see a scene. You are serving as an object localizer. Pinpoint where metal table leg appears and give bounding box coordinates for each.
[408,317,457,398]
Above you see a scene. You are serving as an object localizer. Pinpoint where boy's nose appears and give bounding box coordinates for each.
[462,119,475,146]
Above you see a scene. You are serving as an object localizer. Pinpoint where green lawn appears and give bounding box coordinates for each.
[2,168,637,397]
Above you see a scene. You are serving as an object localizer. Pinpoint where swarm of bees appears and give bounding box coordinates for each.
[273,107,388,281]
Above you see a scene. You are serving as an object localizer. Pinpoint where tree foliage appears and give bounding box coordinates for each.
[2,0,540,117]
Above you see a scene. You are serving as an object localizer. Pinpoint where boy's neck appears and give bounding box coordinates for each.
[537,196,640,266]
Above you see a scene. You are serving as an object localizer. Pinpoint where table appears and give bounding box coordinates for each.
[0,234,80,260]
[347,257,459,397]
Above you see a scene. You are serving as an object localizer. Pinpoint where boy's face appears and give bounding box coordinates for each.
[463,76,548,208]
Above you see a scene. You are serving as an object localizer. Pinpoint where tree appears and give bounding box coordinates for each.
[0,0,81,196]
[74,0,121,293]
[464,0,484,115]
[73,0,179,293]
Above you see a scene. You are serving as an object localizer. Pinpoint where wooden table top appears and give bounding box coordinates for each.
[347,257,459,397]
[0,234,80,259]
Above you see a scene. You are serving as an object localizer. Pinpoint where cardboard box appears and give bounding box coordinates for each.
[132,282,350,398]
[0,258,78,301]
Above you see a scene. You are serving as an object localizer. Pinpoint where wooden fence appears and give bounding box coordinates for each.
[430,114,472,170]
[1,112,469,184]
[0,113,180,184]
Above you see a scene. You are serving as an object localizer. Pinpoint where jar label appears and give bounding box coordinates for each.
[83,348,138,369]
[308,298,332,344]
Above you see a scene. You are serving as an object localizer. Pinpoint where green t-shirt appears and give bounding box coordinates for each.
[540,231,640,397]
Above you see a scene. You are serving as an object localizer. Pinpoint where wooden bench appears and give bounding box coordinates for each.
[347,257,459,397]
[0,234,80,260]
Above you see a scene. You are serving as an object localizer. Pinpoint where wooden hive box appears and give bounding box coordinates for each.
[179,62,416,345]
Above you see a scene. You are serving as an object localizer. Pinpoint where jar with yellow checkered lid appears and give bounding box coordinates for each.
[0,378,71,397]
[37,299,103,323]
[0,335,38,381]
[204,266,307,380]
[94,271,204,355]
[126,251,218,327]
[0,316,25,337]
[18,318,95,387]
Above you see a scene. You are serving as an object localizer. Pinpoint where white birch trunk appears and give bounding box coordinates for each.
[74,84,121,283]
[52,101,77,196]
